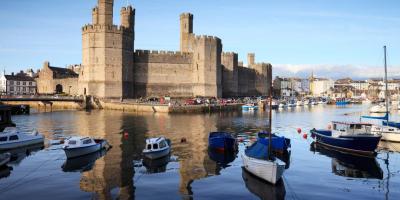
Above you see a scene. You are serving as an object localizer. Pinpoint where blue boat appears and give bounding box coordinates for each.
[310,121,381,156]
[208,147,237,168]
[257,131,291,152]
[242,104,259,111]
[208,132,237,151]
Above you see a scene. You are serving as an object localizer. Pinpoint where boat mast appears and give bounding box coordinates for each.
[268,84,273,160]
[384,45,389,122]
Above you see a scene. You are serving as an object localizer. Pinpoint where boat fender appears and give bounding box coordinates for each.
[297,128,302,134]
[327,124,332,130]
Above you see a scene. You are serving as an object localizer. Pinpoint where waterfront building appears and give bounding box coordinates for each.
[0,72,37,95]
[310,77,334,97]
[34,0,272,99]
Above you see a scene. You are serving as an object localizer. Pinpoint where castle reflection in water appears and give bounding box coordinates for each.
[31,110,233,199]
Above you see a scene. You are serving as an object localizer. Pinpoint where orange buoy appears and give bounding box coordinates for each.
[303,133,308,139]
[297,128,302,134]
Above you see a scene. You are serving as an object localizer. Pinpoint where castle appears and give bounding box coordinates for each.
[36,0,272,98]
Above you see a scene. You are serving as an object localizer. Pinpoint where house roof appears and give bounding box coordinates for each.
[4,75,35,81]
[48,66,78,78]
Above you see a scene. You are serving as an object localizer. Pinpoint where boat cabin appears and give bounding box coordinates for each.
[0,128,20,143]
[145,137,169,151]
[331,121,372,137]
[66,137,95,147]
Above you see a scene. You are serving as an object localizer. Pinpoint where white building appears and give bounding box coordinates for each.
[351,80,369,91]
[311,78,334,97]
[0,73,37,95]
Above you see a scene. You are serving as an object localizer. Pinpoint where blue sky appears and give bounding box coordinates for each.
[1,0,400,79]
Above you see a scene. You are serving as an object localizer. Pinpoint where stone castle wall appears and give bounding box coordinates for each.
[221,52,238,97]
[133,50,194,97]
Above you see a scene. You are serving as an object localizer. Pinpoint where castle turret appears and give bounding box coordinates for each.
[180,13,193,52]
[121,6,135,29]
[247,53,255,66]
[97,0,114,25]
[92,7,99,24]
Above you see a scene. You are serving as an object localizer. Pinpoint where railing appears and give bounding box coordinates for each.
[0,95,84,102]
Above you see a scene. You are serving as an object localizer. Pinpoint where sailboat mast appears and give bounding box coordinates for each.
[268,86,273,160]
[384,46,389,121]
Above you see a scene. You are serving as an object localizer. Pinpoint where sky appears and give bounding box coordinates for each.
[1,0,400,79]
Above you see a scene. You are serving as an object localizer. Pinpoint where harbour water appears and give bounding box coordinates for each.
[1,104,400,200]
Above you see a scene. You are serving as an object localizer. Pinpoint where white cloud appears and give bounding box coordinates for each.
[273,64,400,79]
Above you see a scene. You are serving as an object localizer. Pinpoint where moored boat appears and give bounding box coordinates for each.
[370,104,389,113]
[371,125,400,142]
[0,127,44,150]
[310,121,381,156]
[63,136,110,159]
[242,103,259,111]
[257,131,291,153]
[208,132,237,151]
[242,167,286,200]
[143,137,171,159]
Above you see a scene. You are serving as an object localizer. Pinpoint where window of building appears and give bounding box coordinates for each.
[10,81,13,85]
[10,87,14,91]
[17,81,20,85]
[29,82,32,86]
[23,81,26,85]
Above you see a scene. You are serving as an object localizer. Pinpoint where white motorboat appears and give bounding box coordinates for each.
[242,153,285,185]
[143,137,171,159]
[0,152,11,167]
[278,103,286,109]
[370,104,389,113]
[296,101,304,107]
[0,127,44,150]
[371,125,400,142]
[63,136,109,159]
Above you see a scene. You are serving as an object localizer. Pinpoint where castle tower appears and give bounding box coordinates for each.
[247,53,255,66]
[180,13,193,52]
[98,0,114,25]
[80,0,135,98]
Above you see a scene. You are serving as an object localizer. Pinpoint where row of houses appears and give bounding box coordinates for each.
[0,70,37,96]
[273,76,400,100]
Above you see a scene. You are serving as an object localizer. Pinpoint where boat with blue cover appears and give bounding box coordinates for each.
[208,132,237,151]
[257,131,291,153]
[310,121,381,156]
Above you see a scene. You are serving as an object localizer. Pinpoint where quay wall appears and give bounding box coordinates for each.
[98,101,242,113]
[1,101,83,110]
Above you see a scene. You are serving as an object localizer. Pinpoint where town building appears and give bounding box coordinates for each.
[310,77,334,97]
[35,0,272,98]
[0,73,37,95]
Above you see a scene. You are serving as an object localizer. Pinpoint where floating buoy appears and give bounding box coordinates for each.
[297,128,302,134]
[303,133,308,139]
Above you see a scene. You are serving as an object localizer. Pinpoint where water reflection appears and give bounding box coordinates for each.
[62,149,107,172]
[4,143,44,167]
[207,148,237,175]
[378,141,400,153]
[142,154,171,174]
[242,167,286,200]
[310,142,383,179]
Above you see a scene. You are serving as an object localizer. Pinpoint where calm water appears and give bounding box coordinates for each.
[1,104,400,200]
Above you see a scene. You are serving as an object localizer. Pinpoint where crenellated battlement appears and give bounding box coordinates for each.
[193,35,221,43]
[82,24,131,33]
[180,13,193,19]
[222,52,238,56]
[135,49,192,56]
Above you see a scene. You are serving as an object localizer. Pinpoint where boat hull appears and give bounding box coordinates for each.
[0,137,44,150]
[64,141,106,159]
[143,147,170,159]
[310,129,381,156]
[241,153,285,185]
[209,136,237,151]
